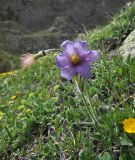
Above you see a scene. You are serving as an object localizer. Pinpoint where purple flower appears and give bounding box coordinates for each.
[56,40,99,80]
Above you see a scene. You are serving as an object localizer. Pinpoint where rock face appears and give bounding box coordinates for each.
[119,29,135,59]
[0,0,132,53]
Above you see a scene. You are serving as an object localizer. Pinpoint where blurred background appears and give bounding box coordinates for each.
[0,0,133,73]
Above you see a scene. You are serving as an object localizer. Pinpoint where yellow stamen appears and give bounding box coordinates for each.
[70,53,81,65]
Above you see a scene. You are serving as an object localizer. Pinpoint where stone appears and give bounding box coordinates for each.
[119,29,135,59]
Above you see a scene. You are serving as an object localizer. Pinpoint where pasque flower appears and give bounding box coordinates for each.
[20,51,46,69]
[21,53,35,69]
[21,49,60,69]
[56,40,99,80]
[123,118,135,133]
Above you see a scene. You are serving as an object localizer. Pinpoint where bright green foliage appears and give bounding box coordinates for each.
[0,53,135,159]
[0,2,135,160]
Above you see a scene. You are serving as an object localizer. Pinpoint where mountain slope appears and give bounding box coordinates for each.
[0,2,135,159]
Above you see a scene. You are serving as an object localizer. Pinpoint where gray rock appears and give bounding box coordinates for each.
[119,29,135,59]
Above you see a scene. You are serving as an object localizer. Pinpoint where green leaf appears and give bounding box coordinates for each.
[102,152,111,160]
[119,135,133,146]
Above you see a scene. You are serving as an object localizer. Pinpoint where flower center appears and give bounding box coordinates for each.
[70,53,82,65]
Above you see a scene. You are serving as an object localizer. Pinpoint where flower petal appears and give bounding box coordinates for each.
[76,62,91,78]
[85,50,99,63]
[73,41,88,56]
[61,66,77,80]
[74,40,88,51]
[61,40,75,55]
[56,52,71,68]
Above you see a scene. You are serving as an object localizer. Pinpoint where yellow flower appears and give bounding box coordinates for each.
[0,112,5,120]
[123,118,135,133]
[11,95,17,100]
[0,71,15,77]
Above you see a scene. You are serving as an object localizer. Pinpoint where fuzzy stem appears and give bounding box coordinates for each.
[45,48,62,53]
[35,49,62,59]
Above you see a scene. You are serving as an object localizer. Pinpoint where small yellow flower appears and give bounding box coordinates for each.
[123,118,135,133]
[0,73,6,76]
[0,112,5,120]
[0,71,15,76]
[11,95,17,100]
